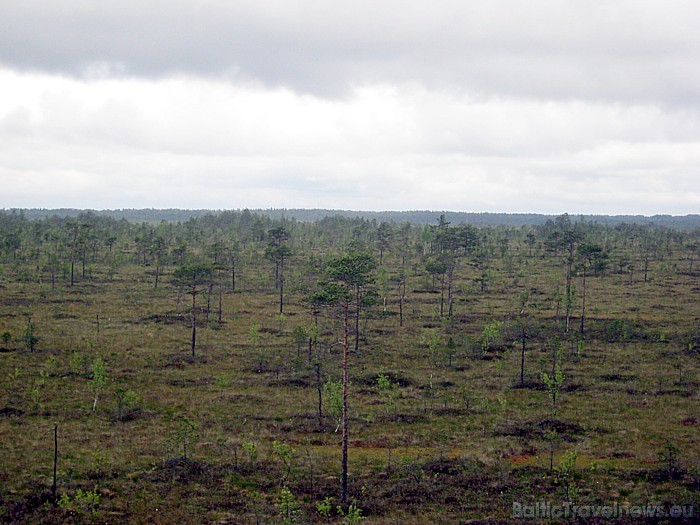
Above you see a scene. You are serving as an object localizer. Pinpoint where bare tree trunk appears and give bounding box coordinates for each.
[398,282,404,328]
[52,424,58,502]
[580,266,587,334]
[191,289,197,356]
[439,275,445,318]
[316,362,323,428]
[341,304,349,506]
[520,327,526,386]
[447,264,454,318]
[565,247,573,333]
[218,273,223,322]
[279,257,284,314]
[354,286,361,354]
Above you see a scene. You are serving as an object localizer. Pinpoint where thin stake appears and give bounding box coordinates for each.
[52,424,58,502]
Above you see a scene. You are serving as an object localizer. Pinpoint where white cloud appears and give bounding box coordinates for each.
[1,1,700,213]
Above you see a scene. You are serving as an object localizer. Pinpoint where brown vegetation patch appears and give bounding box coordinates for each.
[52,312,78,319]
[1,298,32,307]
[357,371,415,387]
[377,413,427,424]
[494,418,585,442]
[267,377,310,388]
[610,451,636,459]
[512,380,546,390]
[139,313,188,325]
[0,407,24,417]
[433,407,467,417]
[167,376,212,387]
[506,449,537,465]
[161,354,208,368]
[599,373,636,381]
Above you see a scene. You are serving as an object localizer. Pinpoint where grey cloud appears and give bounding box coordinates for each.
[2,1,699,101]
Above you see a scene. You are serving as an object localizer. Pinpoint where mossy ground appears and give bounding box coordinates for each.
[1,233,698,524]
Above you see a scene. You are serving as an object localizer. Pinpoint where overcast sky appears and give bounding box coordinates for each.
[1,1,699,214]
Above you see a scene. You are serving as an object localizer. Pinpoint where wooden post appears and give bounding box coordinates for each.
[52,424,58,502]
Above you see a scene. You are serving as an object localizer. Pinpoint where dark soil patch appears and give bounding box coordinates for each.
[600,373,636,381]
[494,418,585,442]
[377,413,427,424]
[52,313,78,319]
[433,407,467,417]
[268,377,310,388]
[610,451,636,459]
[654,388,694,397]
[512,380,546,390]
[0,407,24,417]
[357,371,415,387]
[1,298,32,307]
[139,313,189,325]
[167,376,212,387]
[278,413,325,433]
[161,354,208,368]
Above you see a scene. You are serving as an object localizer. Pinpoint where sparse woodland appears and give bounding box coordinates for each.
[0,209,698,524]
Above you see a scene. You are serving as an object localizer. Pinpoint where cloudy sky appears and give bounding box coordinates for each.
[1,1,699,214]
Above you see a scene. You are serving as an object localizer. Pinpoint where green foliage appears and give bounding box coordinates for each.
[171,263,214,290]
[316,496,333,519]
[7,367,20,382]
[26,384,41,412]
[214,375,230,398]
[278,485,302,524]
[167,416,198,460]
[481,320,504,352]
[242,441,258,463]
[265,227,292,261]
[426,330,441,366]
[26,368,49,412]
[541,365,565,418]
[324,379,343,432]
[43,355,58,376]
[114,387,141,421]
[444,336,457,367]
[311,282,352,308]
[248,323,262,347]
[23,317,39,352]
[543,430,563,471]
[90,356,107,411]
[336,503,365,524]
[58,486,101,516]
[291,325,308,355]
[272,440,296,481]
[69,350,88,376]
[457,385,473,411]
[658,443,683,479]
[376,373,398,415]
[555,450,579,502]
[326,251,376,288]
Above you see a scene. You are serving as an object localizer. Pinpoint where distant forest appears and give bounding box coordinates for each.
[3,208,700,228]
